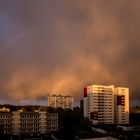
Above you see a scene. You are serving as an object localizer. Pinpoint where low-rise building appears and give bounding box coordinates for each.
[46,113,58,132]
[0,111,58,135]
[0,112,12,134]
[0,107,10,112]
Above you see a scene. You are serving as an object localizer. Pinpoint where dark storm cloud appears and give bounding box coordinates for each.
[0,0,140,105]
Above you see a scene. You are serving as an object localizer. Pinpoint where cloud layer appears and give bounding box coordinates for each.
[0,0,140,105]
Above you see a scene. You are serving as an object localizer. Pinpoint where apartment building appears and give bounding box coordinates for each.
[83,85,114,125]
[0,110,58,135]
[114,87,129,124]
[83,84,129,125]
[46,113,58,132]
[0,112,12,134]
[12,111,40,135]
[48,95,73,110]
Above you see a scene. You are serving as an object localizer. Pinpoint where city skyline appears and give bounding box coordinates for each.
[0,1,140,106]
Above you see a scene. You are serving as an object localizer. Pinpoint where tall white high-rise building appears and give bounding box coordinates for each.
[48,95,73,110]
[83,84,129,125]
[83,85,115,125]
[114,87,129,124]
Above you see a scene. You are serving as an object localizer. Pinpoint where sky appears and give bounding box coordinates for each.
[0,0,140,106]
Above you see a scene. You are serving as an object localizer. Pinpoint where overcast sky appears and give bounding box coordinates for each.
[0,0,140,106]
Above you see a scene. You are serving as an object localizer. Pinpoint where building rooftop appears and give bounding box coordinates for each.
[50,94,73,97]
[80,136,118,140]
[0,107,10,112]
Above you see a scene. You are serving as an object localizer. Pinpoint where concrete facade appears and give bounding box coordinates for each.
[83,84,129,125]
[48,95,73,110]
[0,111,58,135]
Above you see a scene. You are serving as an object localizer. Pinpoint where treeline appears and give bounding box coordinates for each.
[130,106,140,113]
[46,107,93,140]
[129,106,140,125]
[0,104,41,111]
